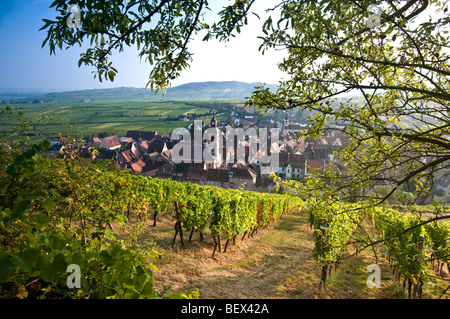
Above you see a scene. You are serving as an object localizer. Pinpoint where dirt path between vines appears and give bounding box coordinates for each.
[141,208,332,299]
[174,208,319,299]
[133,206,449,299]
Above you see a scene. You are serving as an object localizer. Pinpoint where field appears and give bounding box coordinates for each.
[0,100,240,139]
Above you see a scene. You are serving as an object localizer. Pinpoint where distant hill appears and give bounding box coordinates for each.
[1,81,279,103]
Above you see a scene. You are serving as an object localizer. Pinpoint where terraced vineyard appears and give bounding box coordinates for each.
[1,142,449,299]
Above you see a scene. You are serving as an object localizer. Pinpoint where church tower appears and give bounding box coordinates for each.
[206,113,222,169]
[283,111,289,130]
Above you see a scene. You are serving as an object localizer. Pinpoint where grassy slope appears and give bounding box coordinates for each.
[0,100,237,138]
[125,206,449,299]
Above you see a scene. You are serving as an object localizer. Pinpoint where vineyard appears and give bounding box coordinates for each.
[308,200,450,298]
[0,141,303,299]
[0,142,449,299]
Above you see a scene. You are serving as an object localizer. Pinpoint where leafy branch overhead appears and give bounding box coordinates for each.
[250,0,450,206]
[40,0,255,93]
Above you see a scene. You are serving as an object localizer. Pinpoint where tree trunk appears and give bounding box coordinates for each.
[212,236,218,258]
[224,239,230,252]
[189,228,194,243]
[178,222,184,247]
[319,265,328,289]
[153,211,157,227]
[172,223,179,245]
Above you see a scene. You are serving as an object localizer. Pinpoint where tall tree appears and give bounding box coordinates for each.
[250,0,450,207]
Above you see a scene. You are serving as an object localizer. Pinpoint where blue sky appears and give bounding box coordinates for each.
[0,0,286,91]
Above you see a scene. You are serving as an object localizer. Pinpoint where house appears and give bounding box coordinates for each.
[276,153,307,180]
[147,151,160,163]
[143,168,159,178]
[228,167,257,189]
[289,154,307,179]
[95,148,117,160]
[126,130,157,141]
[206,169,229,187]
[48,143,63,156]
[160,149,172,163]
[148,140,169,153]
[172,163,189,181]
[307,160,339,174]
[101,135,121,150]
[240,120,256,127]
[117,149,135,167]
[140,140,150,150]
[131,159,146,173]
[157,163,173,178]
[184,163,207,184]
[283,124,304,133]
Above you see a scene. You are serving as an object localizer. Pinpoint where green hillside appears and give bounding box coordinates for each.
[1,81,278,104]
[0,82,281,139]
[0,100,241,139]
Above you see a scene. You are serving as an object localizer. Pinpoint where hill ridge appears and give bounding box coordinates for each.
[1,81,278,103]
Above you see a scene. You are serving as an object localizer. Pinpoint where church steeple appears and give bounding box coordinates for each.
[283,111,289,129]
[210,113,216,128]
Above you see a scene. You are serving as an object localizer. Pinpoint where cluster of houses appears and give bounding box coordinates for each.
[49,114,345,193]
[43,111,450,201]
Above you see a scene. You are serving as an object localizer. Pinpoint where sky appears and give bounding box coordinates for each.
[0,0,287,92]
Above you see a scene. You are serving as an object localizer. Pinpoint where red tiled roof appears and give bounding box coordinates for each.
[121,137,135,143]
[143,168,159,177]
[103,135,121,148]
[121,150,134,162]
[140,140,149,149]
[131,162,144,172]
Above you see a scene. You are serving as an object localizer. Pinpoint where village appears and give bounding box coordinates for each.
[48,110,347,193]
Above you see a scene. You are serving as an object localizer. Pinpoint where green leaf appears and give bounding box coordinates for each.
[0,253,13,283]
[99,250,115,267]
[44,200,56,214]
[35,214,49,230]
[68,252,84,267]
[38,253,67,282]
[140,280,156,298]
[12,200,32,220]
[165,292,188,299]
[46,233,67,250]
[10,248,41,275]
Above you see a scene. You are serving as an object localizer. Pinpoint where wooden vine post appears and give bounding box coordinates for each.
[319,219,328,289]
[212,209,221,258]
[172,200,184,247]
[413,235,425,299]
[152,204,158,226]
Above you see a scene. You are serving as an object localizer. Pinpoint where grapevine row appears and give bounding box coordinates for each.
[308,198,450,298]
[0,150,303,298]
[370,206,450,298]
[308,199,363,288]
[109,171,305,257]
